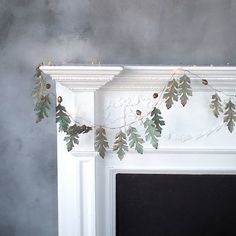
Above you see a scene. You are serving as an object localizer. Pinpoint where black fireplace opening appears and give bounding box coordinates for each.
[116,174,236,236]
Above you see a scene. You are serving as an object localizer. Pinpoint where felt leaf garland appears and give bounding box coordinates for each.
[163,79,179,109]
[95,127,109,158]
[224,100,236,133]
[179,74,192,107]
[56,104,71,132]
[34,95,51,123]
[210,93,223,118]
[144,118,160,149]
[113,130,128,160]
[34,64,236,159]
[127,126,144,154]
[151,107,165,134]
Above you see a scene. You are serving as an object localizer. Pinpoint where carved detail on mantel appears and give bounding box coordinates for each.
[103,95,155,126]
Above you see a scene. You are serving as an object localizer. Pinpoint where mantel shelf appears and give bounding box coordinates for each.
[41,65,236,91]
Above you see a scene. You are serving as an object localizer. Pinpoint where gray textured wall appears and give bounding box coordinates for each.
[0,0,236,235]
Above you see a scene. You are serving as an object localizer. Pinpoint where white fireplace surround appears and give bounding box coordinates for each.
[41,65,236,236]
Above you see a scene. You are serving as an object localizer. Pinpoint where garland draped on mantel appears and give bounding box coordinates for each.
[32,63,236,160]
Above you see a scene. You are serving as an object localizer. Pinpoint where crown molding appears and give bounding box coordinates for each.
[40,65,124,92]
[40,65,236,92]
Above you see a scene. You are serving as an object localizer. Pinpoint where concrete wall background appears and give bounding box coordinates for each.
[0,0,236,235]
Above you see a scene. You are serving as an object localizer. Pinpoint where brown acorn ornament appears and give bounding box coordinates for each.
[153,93,159,99]
[136,110,142,116]
[57,96,63,104]
[202,79,208,85]
[46,83,51,89]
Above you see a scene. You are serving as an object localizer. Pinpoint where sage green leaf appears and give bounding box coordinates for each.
[224,100,236,133]
[113,130,128,160]
[210,93,223,118]
[32,77,47,101]
[95,127,109,158]
[163,79,179,109]
[32,64,48,103]
[127,126,144,154]
[151,107,165,134]
[32,64,52,123]
[64,124,80,151]
[179,74,192,107]
[144,118,160,149]
[56,104,71,132]
[34,95,51,123]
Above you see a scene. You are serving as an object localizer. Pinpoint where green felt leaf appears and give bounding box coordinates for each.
[113,130,128,160]
[151,107,165,134]
[56,104,71,132]
[179,74,192,107]
[64,124,80,151]
[95,127,109,158]
[224,100,236,133]
[32,77,47,101]
[163,79,179,109]
[32,64,48,103]
[32,64,52,123]
[144,118,160,149]
[34,95,51,123]
[127,126,144,154]
[210,93,223,118]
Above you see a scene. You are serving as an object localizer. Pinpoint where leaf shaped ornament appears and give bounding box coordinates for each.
[34,95,51,123]
[210,93,223,118]
[151,107,165,134]
[95,127,109,158]
[64,124,80,151]
[113,130,128,160]
[32,76,47,102]
[163,79,179,109]
[32,64,52,123]
[127,126,144,154]
[56,104,71,132]
[224,100,236,133]
[144,118,160,149]
[179,74,192,106]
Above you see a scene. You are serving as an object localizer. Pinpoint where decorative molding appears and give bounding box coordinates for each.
[70,148,236,157]
[105,147,236,154]
[41,65,236,91]
[40,65,123,91]
[104,66,236,91]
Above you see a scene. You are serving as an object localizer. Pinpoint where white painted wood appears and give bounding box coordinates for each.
[41,65,236,236]
[42,66,123,91]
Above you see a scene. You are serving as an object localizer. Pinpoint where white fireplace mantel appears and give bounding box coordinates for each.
[41,65,236,236]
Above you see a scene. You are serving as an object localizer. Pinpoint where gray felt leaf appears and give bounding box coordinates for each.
[210,93,223,118]
[163,79,179,109]
[179,74,192,107]
[224,100,236,133]
[127,126,144,154]
[95,127,109,158]
[113,130,128,160]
